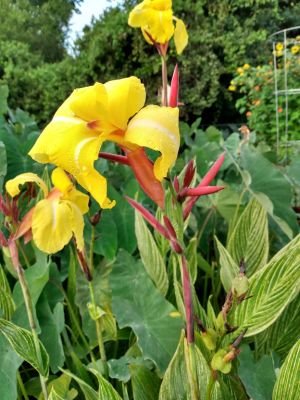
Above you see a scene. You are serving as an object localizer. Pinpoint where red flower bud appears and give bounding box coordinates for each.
[185,185,224,197]
[183,159,196,189]
[169,64,179,107]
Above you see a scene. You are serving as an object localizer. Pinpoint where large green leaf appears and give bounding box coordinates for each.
[12,250,50,331]
[110,250,183,373]
[89,367,123,400]
[0,318,49,376]
[240,145,298,236]
[227,198,269,276]
[47,374,78,400]
[135,211,168,295]
[215,237,239,293]
[273,339,300,400]
[158,333,212,400]
[255,295,300,359]
[93,211,118,260]
[0,141,7,191]
[62,369,98,400]
[0,264,15,319]
[231,234,300,336]
[0,335,22,400]
[130,364,160,400]
[238,345,277,400]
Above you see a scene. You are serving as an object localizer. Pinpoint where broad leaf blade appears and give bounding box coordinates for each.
[89,368,123,400]
[130,364,160,400]
[231,234,300,336]
[62,369,98,400]
[273,339,300,400]
[215,237,239,292]
[0,318,49,376]
[110,250,183,373]
[227,198,269,276]
[0,335,22,400]
[0,264,15,319]
[135,211,168,295]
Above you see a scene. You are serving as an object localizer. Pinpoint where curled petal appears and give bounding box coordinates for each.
[6,173,48,198]
[173,18,188,55]
[185,185,224,197]
[105,77,146,131]
[125,105,180,181]
[169,64,179,107]
[200,153,225,187]
[51,167,73,194]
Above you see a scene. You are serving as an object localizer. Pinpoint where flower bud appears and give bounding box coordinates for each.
[232,275,249,298]
[211,349,232,374]
[201,328,218,350]
[215,312,226,335]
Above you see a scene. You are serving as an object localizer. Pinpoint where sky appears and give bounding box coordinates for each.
[69,0,121,42]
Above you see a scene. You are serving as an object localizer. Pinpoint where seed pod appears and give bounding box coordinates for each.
[201,328,218,350]
[232,275,249,298]
[211,349,232,374]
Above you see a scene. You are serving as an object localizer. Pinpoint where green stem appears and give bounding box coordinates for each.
[17,240,30,269]
[89,226,95,275]
[206,372,215,400]
[161,56,168,106]
[17,372,29,400]
[88,281,106,361]
[16,264,48,400]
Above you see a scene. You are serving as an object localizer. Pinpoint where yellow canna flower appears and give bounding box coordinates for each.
[276,42,284,51]
[128,0,188,54]
[228,85,236,91]
[29,77,180,208]
[291,45,299,54]
[6,168,89,254]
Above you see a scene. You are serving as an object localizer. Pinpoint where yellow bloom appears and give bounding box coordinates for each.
[128,0,188,54]
[243,63,250,70]
[276,42,284,51]
[29,77,180,208]
[291,45,299,54]
[6,168,89,254]
[228,85,236,91]
[237,67,244,75]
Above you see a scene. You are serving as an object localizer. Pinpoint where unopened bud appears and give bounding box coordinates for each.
[232,275,249,298]
[211,349,232,374]
[215,312,226,334]
[201,328,218,350]
[90,210,102,226]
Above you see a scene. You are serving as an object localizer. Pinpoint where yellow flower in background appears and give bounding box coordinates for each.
[228,85,236,91]
[276,42,284,51]
[6,169,89,254]
[291,45,299,54]
[29,77,180,207]
[128,0,188,54]
[237,67,244,75]
[243,63,250,70]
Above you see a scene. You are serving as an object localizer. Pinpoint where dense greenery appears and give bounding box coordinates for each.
[1,0,300,126]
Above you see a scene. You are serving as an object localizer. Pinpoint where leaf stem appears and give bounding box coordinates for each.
[17,372,29,400]
[15,262,48,399]
[205,372,215,400]
[88,280,106,362]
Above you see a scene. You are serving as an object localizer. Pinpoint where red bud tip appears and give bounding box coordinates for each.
[163,216,177,239]
[186,186,224,197]
[169,64,179,107]
[183,159,196,189]
[125,197,170,240]
[99,152,130,165]
[173,176,180,193]
[200,153,225,187]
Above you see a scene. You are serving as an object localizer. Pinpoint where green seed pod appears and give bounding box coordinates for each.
[232,275,249,298]
[201,328,218,350]
[211,349,232,374]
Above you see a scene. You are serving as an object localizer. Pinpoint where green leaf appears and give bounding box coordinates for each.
[0,85,8,114]
[231,234,300,336]
[238,345,277,400]
[0,264,15,319]
[158,332,210,400]
[49,389,65,400]
[0,318,49,376]
[215,237,239,292]
[227,198,269,276]
[62,369,98,400]
[135,211,168,295]
[186,236,198,284]
[36,294,65,373]
[108,355,150,383]
[110,250,183,373]
[0,141,7,191]
[12,251,50,331]
[240,145,298,236]
[273,339,300,400]
[89,368,123,400]
[255,295,300,359]
[93,211,118,260]
[0,335,22,400]
[130,364,160,400]
[109,186,136,254]
[47,373,78,400]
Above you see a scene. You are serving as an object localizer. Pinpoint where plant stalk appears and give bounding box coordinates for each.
[181,255,194,343]
[16,263,48,400]
[161,56,168,106]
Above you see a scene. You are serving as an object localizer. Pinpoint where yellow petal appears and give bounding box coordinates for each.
[104,77,146,131]
[51,167,73,194]
[6,173,48,198]
[32,198,73,254]
[128,2,151,28]
[150,0,172,11]
[29,118,114,208]
[69,83,108,123]
[67,200,85,251]
[124,105,180,181]
[173,18,188,55]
